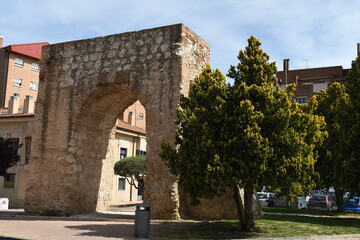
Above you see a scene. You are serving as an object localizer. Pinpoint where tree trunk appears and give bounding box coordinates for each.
[233,186,246,231]
[244,188,255,232]
[335,187,344,212]
[130,178,134,201]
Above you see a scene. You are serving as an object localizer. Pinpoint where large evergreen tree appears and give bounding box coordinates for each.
[313,57,360,210]
[312,83,350,210]
[160,65,228,205]
[344,57,360,196]
[161,36,324,232]
[226,36,324,229]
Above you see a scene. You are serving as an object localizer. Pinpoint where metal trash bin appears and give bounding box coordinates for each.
[134,204,151,237]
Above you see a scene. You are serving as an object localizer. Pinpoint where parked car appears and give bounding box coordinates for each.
[309,189,322,196]
[343,197,360,212]
[321,191,336,197]
[273,196,307,209]
[257,192,275,207]
[309,189,335,198]
[307,195,337,211]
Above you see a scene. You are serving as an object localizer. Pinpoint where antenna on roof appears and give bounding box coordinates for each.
[304,60,309,68]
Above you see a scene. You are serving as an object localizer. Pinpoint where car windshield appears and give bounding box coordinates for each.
[345,198,359,203]
[257,194,268,200]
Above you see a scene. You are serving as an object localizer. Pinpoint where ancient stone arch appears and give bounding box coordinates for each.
[24,24,209,219]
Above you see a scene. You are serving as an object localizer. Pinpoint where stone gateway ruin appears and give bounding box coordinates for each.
[24,24,210,219]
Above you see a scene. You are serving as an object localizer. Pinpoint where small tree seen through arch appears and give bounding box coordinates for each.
[114,155,146,197]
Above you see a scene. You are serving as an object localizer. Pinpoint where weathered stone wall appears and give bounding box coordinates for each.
[24,24,210,219]
[96,126,117,212]
[180,190,238,220]
[180,189,263,220]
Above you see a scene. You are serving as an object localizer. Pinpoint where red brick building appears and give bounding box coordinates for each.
[276,43,360,104]
[276,60,349,103]
[0,37,49,108]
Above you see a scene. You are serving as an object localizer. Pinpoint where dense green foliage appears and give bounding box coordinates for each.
[114,155,146,190]
[161,66,228,203]
[312,57,360,209]
[227,37,324,200]
[0,137,21,176]
[160,36,325,232]
[228,36,277,86]
[312,83,349,209]
[345,57,360,195]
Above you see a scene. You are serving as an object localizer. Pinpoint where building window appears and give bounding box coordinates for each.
[30,82,38,90]
[9,138,20,151]
[13,93,20,97]
[120,148,127,159]
[136,150,147,156]
[138,113,144,120]
[31,63,39,71]
[118,177,126,190]
[296,97,308,104]
[13,78,22,87]
[137,179,144,196]
[313,83,328,93]
[25,137,32,164]
[14,58,24,67]
[4,173,16,188]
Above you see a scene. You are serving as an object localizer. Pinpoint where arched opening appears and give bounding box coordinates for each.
[68,83,144,213]
[24,24,210,219]
[111,100,147,205]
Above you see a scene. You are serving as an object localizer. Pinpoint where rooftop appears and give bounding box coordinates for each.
[116,120,146,135]
[2,42,49,59]
[0,108,34,118]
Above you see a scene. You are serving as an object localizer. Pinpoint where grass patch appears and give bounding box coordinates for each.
[262,207,360,217]
[153,213,360,239]
[153,220,254,239]
[262,207,336,216]
[257,214,360,237]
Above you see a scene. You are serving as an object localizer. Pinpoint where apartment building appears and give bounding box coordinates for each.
[276,60,348,104]
[276,43,360,104]
[112,101,147,204]
[0,37,49,108]
[0,96,35,207]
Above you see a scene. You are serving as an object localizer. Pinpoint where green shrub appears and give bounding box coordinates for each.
[114,155,146,191]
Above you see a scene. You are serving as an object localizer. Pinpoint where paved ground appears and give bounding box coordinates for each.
[1,209,360,240]
[0,210,200,240]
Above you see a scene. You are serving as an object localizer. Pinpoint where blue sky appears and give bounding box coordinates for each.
[1,0,360,77]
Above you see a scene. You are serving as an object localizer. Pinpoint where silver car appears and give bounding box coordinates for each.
[307,195,337,211]
[257,192,275,207]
